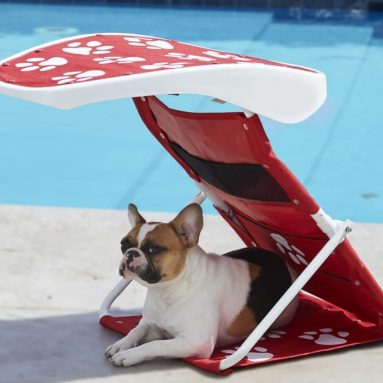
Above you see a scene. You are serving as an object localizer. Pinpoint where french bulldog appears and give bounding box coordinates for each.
[105,203,298,367]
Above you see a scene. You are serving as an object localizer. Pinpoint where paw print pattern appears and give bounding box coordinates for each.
[270,233,308,266]
[15,57,68,72]
[52,70,105,85]
[165,52,214,62]
[6,34,302,90]
[124,37,174,50]
[93,56,145,65]
[222,346,274,363]
[63,41,114,56]
[203,50,251,61]
[260,330,286,340]
[140,62,188,70]
[299,328,349,346]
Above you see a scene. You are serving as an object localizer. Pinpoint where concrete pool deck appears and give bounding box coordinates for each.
[0,204,382,383]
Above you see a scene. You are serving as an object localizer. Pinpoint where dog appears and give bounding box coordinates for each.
[105,203,298,367]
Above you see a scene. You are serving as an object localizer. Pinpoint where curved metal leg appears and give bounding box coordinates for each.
[99,277,133,319]
[219,220,352,371]
[191,191,207,205]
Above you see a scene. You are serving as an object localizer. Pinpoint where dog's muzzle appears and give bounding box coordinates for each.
[124,248,148,271]
[120,247,161,284]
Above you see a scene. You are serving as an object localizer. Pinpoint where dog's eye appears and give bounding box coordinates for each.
[147,245,162,255]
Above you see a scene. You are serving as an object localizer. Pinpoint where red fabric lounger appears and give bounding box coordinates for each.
[99,96,383,375]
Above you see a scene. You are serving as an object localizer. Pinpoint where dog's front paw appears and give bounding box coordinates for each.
[110,350,140,367]
[105,340,126,358]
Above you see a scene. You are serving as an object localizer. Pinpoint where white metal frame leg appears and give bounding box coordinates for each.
[99,277,133,319]
[219,220,352,371]
[191,191,207,205]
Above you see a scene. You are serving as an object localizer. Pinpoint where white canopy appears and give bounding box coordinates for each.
[0,33,326,124]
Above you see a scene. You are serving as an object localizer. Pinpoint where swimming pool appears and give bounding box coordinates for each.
[1,2,382,223]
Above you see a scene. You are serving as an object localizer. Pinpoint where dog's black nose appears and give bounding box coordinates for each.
[128,250,140,258]
[125,249,140,263]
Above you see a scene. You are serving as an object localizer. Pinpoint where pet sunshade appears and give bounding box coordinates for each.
[1,33,382,375]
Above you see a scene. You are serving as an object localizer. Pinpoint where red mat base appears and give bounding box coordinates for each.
[100,292,383,375]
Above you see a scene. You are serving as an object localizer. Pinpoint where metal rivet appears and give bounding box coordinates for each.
[243,123,249,130]
[159,133,166,139]
[293,199,299,205]
[346,226,352,233]
[354,280,361,286]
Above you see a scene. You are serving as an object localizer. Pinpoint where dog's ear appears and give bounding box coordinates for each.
[128,204,146,227]
[170,203,203,248]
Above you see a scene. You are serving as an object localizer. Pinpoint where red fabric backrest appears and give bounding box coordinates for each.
[133,96,383,327]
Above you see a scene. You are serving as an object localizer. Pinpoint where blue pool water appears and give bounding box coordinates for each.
[0,3,383,222]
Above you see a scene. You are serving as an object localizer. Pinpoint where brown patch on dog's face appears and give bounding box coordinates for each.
[119,203,203,284]
[120,224,142,255]
[119,223,188,283]
[139,223,188,282]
